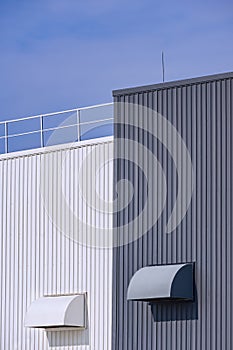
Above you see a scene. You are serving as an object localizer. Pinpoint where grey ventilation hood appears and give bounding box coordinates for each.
[127,263,194,302]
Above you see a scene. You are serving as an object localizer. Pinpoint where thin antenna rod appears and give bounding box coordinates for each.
[161,51,165,82]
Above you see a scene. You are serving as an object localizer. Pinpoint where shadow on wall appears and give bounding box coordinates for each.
[150,283,198,322]
[47,327,89,347]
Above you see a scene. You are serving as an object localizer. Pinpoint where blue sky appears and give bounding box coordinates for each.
[0,0,233,120]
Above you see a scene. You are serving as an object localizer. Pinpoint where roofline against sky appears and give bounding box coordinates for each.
[112,71,233,96]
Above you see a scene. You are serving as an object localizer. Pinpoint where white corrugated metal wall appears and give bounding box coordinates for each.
[0,137,113,350]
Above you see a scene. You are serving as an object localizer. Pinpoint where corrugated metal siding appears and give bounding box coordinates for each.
[0,138,113,350]
[113,76,233,349]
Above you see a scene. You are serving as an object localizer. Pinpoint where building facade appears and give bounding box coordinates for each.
[0,137,114,350]
[0,72,233,349]
[112,71,233,350]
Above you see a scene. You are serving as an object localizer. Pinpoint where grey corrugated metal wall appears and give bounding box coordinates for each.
[112,73,233,350]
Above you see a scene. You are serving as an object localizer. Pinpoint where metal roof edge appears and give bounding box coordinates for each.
[112,71,233,96]
[0,136,113,161]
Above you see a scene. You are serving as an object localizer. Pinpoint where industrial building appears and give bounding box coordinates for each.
[0,71,233,349]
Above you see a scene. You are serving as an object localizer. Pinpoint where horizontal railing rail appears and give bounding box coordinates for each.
[0,103,114,154]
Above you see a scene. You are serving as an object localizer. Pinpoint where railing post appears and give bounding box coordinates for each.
[40,115,43,147]
[77,109,81,142]
[4,122,8,153]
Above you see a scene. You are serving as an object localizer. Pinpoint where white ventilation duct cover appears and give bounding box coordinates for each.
[24,294,86,329]
[127,263,194,301]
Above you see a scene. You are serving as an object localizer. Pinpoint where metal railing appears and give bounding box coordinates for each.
[0,103,113,154]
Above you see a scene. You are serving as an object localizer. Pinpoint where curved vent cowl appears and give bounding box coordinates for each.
[24,294,86,329]
[127,263,194,302]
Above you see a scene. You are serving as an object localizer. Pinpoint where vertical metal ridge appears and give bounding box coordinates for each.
[0,140,113,349]
[113,76,233,349]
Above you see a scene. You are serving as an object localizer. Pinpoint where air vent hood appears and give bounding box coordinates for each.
[24,294,86,329]
[127,263,194,302]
